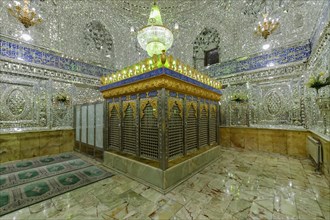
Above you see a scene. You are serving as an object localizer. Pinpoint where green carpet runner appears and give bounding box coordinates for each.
[0,153,79,175]
[0,158,90,190]
[0,153,113,216]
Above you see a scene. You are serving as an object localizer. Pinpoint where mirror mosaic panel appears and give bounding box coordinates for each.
[218,26,329,139]
[0,58,103,133]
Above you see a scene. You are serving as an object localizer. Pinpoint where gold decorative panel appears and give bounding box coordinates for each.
[140,99,158,119]
[200,103,209,118]
[168,98,183,119]
[210,104,217,114]
[109,103,120,118]
[123,101,136,119]
[186,101,197,118]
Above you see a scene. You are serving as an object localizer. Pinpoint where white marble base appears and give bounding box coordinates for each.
[103,146,220,193]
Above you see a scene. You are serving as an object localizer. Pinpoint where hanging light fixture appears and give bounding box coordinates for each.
[255,12,279,39]
[137,0,173,57]
[7,0,43,28]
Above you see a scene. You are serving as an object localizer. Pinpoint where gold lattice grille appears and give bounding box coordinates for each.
[199,107,208,147]
[122,104,136,154]
[140,103,159,160]
[168,105,183,159]
[186,105,198,151]
[209,105,217,143]
[109,106,120,149]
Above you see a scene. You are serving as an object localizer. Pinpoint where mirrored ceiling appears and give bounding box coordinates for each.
[0,0,326,70]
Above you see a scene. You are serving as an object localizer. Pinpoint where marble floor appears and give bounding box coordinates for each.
[1,147,329,220]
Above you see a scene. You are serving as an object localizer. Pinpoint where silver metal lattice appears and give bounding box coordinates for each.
[140,104,159,160]
[186,106,198,151]
[168,105,183,159]
[109,107,120,149]
[199,108,208,147]
[122,104,136,154]
[209,106,217,143]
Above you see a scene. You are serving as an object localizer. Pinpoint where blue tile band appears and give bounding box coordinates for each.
[0,39,114,77]
[205,42,311,77]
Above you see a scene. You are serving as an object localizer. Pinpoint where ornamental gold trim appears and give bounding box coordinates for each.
[186,101,197,118]
[109,103,120,119]
[168,98,183,119]
[140,98,158,119]
[168,55,174,69]
[123,101,137,119]
[101,55,222,90]
[200,103,209,118]
[101,75,221,101]
[210,104,217,117]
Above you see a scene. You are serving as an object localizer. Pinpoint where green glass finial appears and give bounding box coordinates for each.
[147,0,163,26]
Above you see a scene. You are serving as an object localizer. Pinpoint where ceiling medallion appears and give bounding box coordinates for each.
[137,0,173,57]
[255,13,279,39]
[7,0,43,28]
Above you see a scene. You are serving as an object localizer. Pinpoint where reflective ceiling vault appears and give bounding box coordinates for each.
[0,0,327,71]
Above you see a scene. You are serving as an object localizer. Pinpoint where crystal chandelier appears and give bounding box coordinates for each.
[137,0,173,57]
[7,0,43,28]
[255,13,279,39]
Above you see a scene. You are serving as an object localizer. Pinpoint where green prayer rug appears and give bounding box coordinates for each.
[0,153,78,175]
[0,154,113,216]
[0,158,91,190]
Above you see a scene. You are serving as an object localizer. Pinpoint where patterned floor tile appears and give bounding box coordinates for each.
[1,147,329,220]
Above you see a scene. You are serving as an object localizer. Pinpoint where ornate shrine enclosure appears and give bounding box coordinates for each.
[100,55,222,191]
[100,55,222,168]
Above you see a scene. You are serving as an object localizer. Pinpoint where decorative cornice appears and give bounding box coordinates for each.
[204,41,310,77]
[218,62,306,85]
[101,74,221,101]
[0,58,99,86]
[101,54,222,91]
[308,21,330,67]
[100,67,222,94]
[310,1,330,51]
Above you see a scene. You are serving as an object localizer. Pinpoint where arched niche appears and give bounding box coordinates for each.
[193,27,220,70]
